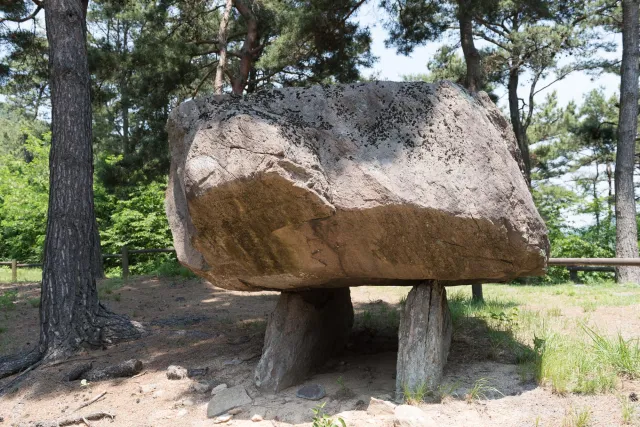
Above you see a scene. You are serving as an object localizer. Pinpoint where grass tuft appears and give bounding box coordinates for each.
[402,382,429,405]
[562,407,591,427]
[0,290,18,311]
[97,277,125,300]
[464,378,503,402]
[620,395,636,425]
[583,325,640,379]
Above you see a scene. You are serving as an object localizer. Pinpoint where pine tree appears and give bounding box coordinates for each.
[615,0,640,283]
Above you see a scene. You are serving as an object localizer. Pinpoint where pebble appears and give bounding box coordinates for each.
[251,414,264,422]
[296,384,326,400]
[166,365,188,380]
[211,383,228,395]
[176,408,188,417]
[139,383,157,393]
[190,380,211,394]
[213,414,233,424]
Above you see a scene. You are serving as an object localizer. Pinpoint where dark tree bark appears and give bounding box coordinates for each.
[458,0,482,92]
[508,64,531,184]
[232,0,258,95]
[120,25,131,159]
[0,0,141,380]
[214,0,234,94]
[40,0,142,359]
[615,0,640,284]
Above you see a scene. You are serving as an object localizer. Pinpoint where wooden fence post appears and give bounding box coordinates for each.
[472,283,483,303]
[121,246,129,281]
[11,259,17,283]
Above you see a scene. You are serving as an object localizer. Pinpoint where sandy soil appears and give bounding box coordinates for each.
[0,277,638,426]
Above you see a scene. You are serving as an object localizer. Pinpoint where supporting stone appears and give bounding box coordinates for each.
[396,281,452,401]
[254,288,353,392]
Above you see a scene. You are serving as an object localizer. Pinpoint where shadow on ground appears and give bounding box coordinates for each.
[0,276,540,425]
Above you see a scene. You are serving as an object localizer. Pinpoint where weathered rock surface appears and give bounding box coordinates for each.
[396,282,452,399]
[254,288,353,392]
[166,81,548,291]
[207,385,252,418]
[367,397,397,416]
[393,405,436,427]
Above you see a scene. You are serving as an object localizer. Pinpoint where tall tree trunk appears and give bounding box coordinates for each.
[40,0,141,360]
[508,64,531,184]
[232,0,258,95]
[607,161,613,225]
[594,162,601,235]
[1,0,136,380]
[121,26,130,158]
[458,0,482,92]
[214,0,233,94]
[615,0,640,284]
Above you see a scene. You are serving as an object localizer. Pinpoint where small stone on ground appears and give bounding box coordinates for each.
[296,384,326,400]
[207,385,252,418]
[213,414,233,424]
[166,365,188,380]
[187,367,208,377]
[251,414,264,422]
[190,380,211,394]
[367,397,396,416]
[211,383,228,395]
[393,405,436,427]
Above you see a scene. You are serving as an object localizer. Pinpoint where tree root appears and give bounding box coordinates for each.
[0,350,42,381]
[96,303,146,345]
[0,306,144,391]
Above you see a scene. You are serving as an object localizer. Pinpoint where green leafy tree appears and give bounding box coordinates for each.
[0,129,49,262]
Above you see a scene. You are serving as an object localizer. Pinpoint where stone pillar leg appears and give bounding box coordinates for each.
[396,281,452,401]
[254,288,353,393]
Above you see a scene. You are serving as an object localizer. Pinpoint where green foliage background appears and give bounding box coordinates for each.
[0,123,173,275]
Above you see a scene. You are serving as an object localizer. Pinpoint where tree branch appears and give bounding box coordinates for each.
[0,4,42,24]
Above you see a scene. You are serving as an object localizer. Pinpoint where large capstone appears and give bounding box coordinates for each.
[166,81,549,291]
[396,282,452,400]
[254,288,353,392]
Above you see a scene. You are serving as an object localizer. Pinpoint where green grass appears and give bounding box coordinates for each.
[465,378,503,402]
[311,403,346,427]
[562,407,592,427]
[402,382,430,405]
[445,283,640,396]
[0,267,42,283]
[97,277,125,300]
[0,290,18,311]
[583,325,640,379]
[620,395,636,425]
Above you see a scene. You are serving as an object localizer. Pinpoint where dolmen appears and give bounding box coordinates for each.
[165,81,549,399]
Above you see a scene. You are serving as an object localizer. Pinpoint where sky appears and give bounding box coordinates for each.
[355,3,622,110]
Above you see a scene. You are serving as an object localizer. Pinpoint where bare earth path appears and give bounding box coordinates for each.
[0,277,638,426]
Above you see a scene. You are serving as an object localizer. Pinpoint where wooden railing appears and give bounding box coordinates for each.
[0,247,176,282]
[3,254,640,284]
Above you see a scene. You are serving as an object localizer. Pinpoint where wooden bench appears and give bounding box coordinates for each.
[566,266,615,283]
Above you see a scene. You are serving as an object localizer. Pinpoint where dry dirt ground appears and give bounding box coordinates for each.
[0,276,639,426]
